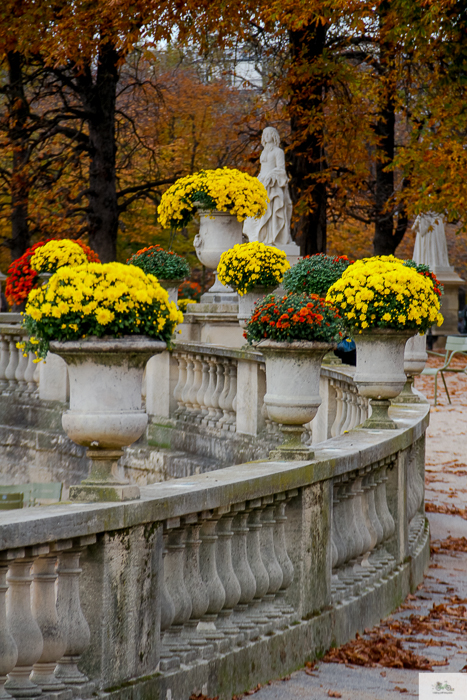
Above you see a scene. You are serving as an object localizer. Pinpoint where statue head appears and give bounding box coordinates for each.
[262,126,280,148]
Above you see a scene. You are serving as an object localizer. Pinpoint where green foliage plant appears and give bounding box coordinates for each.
[283,253,352,297]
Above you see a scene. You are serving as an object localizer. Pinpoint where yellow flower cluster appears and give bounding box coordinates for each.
[23,262,183,359]
[158,168,269,230]
[30,239,88,274]
[326,255,443,333]
[217,242,290,295]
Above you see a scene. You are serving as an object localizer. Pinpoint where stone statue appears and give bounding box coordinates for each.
[412,212,452,271]
[243,127,293,245]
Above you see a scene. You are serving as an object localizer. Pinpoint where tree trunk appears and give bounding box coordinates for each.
[288,23,328,256]
[372,4,408,255]
[7,51,31,261]
[86,41,119,262]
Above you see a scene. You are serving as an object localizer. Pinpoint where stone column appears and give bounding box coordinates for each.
[0,554,18,700]
[5,548,46,699]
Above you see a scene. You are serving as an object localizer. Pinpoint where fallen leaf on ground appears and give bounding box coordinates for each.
[327,692,342,698]
[394,687,408,693]
[323,632,441,670]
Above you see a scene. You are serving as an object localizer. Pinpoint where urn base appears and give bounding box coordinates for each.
[360,399,397,430]
[69,483,140,503]
[70,448,140,502]
[268,425,315,461]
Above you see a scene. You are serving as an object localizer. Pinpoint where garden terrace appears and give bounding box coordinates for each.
[0,396,429,700]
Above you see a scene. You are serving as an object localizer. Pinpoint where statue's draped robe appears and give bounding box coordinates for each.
[413,213,451,270]
[243,146,293,245]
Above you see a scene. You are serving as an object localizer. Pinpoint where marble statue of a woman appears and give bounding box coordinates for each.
[243,127,293,245]
[412,212,452,272]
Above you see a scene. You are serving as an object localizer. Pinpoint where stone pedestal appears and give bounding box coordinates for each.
[274,242,301,267]
[432,267,464,336]
[178,304,245,348]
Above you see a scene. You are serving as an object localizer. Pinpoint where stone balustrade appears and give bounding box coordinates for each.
[0,317,40,398]
[0,399,430,700]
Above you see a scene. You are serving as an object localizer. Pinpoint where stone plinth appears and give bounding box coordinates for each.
[432,267,464,336]
[274,241,301,267]
[179,303,245,348]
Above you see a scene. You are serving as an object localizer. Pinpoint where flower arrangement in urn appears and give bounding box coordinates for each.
[326,255,443,428]
[245,293,344,460]
[6,238,99,307]
[20,262,183,503]
[245,292,344,344]
[283,253,352,297]
[218,242,290,296]
[326,255,442,333]
[30,239,90,274]
[22,262,182,360]
[127,245,190,280]
[157,167,269,229]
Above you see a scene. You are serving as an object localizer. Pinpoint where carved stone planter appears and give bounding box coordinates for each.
[50,336,166,502]
[194,210,243,302]
[258,339,334,460]
[353,328,415,429]
[237,286,276,327]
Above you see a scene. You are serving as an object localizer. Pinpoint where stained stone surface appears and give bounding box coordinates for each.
[252,375,467,700]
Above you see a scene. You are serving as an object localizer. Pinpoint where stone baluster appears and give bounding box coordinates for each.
[202,358,217,426]
[363,468,384,551]
[0,336,10,392]
[183,515,210,652]
[210,359,225,427]
[350,472,373,559]
[5,548,47,699]
[260,497,283,609]
[164,525,192,636]
[198,511,230,652]
[374,462,395,544]
[30,548,68,693]
[23,354,37,396]
[231,504,257,616]
[341,388,354,434]
[162,522,194,663]
[173,354,187,418]
[32,363,40,396]
[159,524,179,671]
[5,338,19,394]
[348,387,360,431]
[246,501,269,624]
[14,345,28,395]
[273,494,295,613]
[331,381,346,437]
[217,360,230,430]
[181,355,195,419]
[223,363,237,432]
[331,482,349,570]
[337,478,361,565]
[407,457,424,522]
[0,553,18,700]
[187,355,203,422]
[215,512,242,641]
[195,356,210,424]
[54,536,96,688]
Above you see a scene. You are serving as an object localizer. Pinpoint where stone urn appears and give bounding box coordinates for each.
[193,210,243,302]
[157,278,184,305]
[394,333,428,403]
[237,286,276,327]
[258,340,334,460]
[50,336,166,502]
[353,328,415,429]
